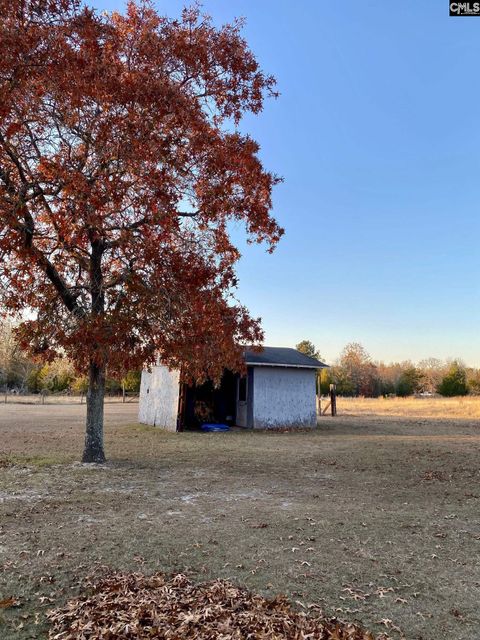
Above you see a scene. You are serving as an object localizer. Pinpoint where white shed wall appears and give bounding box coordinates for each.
[252,367,317,428]
[138,366,180,431]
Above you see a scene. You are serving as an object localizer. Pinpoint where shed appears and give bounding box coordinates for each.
[138,346,327,431]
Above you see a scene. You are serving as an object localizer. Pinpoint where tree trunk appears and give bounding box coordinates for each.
[82,360,106,463]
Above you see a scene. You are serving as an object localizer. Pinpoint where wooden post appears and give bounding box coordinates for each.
[122,382,126,404]
[4,389,7,404]
[329,383,337,417]
[176,382,186,432]
[316,371,321,417]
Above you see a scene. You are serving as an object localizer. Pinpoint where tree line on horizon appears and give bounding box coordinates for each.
[295,340,475,398]
[1,322,474,399]
[0,321,140,395]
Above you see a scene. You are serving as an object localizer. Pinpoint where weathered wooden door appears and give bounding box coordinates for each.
[138,366,180,430]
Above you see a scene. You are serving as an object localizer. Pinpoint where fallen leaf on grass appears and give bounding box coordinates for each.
[342,588,369,602]
[422,470,448,482]
[376,618,393,628]
[0,596,20,609]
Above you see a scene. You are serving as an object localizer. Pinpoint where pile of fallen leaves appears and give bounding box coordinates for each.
[46,571,390,639]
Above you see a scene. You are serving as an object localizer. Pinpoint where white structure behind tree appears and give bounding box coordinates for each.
[139,347,327,431]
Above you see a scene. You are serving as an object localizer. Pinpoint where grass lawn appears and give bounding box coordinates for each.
[1,401,480,639]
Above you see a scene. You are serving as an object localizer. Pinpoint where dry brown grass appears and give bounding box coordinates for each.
[337,395,480,419]
[1,403,480,640]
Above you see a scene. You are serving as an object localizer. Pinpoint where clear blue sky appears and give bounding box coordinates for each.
[95,0,480,366]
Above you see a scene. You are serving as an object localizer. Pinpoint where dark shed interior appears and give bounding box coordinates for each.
[178,370,239,430]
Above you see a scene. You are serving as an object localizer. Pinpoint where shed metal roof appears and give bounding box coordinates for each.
[243,346,327,369]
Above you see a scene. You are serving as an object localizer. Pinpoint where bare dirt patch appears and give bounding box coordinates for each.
[0,402,479,639]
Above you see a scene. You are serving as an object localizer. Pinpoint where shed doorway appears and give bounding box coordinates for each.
[179,370,239,430]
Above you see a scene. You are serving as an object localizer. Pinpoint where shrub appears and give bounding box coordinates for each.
[396,367,424,397]
[437,362,468,397]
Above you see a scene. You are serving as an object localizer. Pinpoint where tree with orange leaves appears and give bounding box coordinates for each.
[0,0,282,462]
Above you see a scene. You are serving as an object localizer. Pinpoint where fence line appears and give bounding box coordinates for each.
[1,390,139,405]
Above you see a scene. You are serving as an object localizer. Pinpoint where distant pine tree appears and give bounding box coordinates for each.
[296,340,321,360]
[396,367,424,397]
[437,362,468,397]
